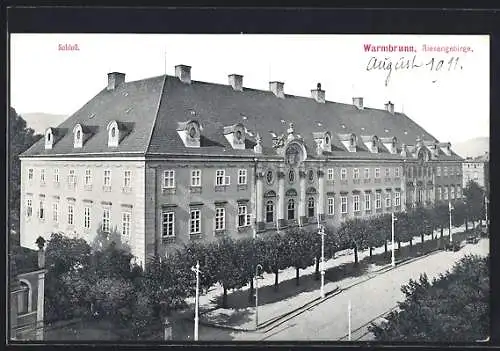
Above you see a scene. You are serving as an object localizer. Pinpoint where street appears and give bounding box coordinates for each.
[179,238,488,341]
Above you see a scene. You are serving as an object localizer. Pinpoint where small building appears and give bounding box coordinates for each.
[462,151,489,192]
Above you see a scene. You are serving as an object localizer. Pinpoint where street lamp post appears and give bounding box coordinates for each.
[391,212,396,267]
[318,225,326,298]
[255,264,263,329]
[190,261,202,341]
[449,201,454,243]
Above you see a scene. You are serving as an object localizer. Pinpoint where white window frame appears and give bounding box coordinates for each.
[395,167,400,178]
[395,192,401,207]
[123,170,131,188]
[191,169,202,187]
[384,168,390,177]
[238,169,247,185]
[84,206,91,229]
[54,168,59,183]
[28,168,34,181]
[68,169,76,185]
[340,196,348,214]
[52,202,59,223]
[102,208,110,233]
[216,169,230,186]
[40,169,46,183]
[444,166,448,177]
[364,168,370,179]
[327,197,335,215]
[353,168,360,179]
[385,193,392,208]
[437,167,441,176]
[364,193,371,211]
[327,168,334,181]
[85,169,92,186]
[437,187,442,200]
[238,205,250,227]
[443,187,449,200]
[190,209,201,234]
[121,211,131,239]
[67,204,74,225]
[375,168,381,178]
[215,207,226,231]
[375,192,382,209]
[163,170,175,188]
[340,168,347,180]
[353,194,360,212]
[162,211,175,237]
[26,199,33,218]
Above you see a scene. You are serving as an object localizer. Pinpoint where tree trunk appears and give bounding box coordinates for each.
[440,227,443,238]
[222,287,228,308]
[384,241,388,254]
[409,239,413,249]
[296,267,300,286]
[421,234,424,244]
[369,247,373,259]
[315,256,320,281]
[248,278,254,302]
[398,241,401,250]
[274,270,279,291]
[465,220,469,232]
[354,246,359,264]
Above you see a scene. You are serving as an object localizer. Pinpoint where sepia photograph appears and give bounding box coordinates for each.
[8,32,490,343]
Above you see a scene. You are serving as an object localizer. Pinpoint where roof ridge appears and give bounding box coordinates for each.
[144,74,168,155]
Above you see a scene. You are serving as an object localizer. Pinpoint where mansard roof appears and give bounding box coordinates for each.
[21,73,462,161]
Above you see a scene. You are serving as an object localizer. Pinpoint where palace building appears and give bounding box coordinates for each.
[19,65,463,266]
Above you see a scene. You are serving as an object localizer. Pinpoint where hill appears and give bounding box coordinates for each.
[18,112,68,135]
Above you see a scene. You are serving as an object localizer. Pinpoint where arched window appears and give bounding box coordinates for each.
[17,280,31,315]
[307,197,315,218]
[287,199,295,220]
[76,130,81,139]
[266,200,274,223]
[47,133,51,141]
[111,127,116,138]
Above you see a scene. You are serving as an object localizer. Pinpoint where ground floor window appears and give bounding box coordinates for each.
[287,199,295,220]
[266,200,274,223]
[307,197,315,218]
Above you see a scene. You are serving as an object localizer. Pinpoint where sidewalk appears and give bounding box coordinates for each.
[180,225,467,332]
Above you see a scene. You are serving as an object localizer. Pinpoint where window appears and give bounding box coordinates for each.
[102,208,110,232]
[40,169,46,183]
[395,167,400,177]
[327,197,334,215]
[395,192,401,206]
[327,168,334,181]
[52,202,59,223]
[341,168,347,180]
[287,199,295,220]
[238,205,250,227]
[267,170,274,184]
[308,197,315,217]
[17,281,30,315]
[375,193,382,209]
[162,211,175,237]
[215,207,225,230]
[124,170,131,188]
[191,169,202,187]
[375,168,381,178]
[340,196,348,214]
[353,195,360,212]
[443,187,448,200]
[437,187,442,200]
[54,169,59,183]
[111,127,116,137]
[385,193,392,208]
[427,167,432,177]
[408,167,413,178]
[26,199,33,218]
[28,168,34,181]
[103,170,111,186]
[444,167,448,177]
[289,170,295,183]
[385,168,390,177]
[190,209,201,233]
[122,212,131,238]
[68,169,76,185]
[238,169,247,185]
[266,200,274,223]
[163,170,175,188]
[67,204,74,225]
[84,207,91,229]
[437,167,441,176]
[364,168,370,179]
[353,168,360,179]
[450,187,455,199]
[457,186,461,198]
[85,169,92,185]
[216,169,229,186]
[39,200,45,220]
[364,193,371,211]
[308,169,314,182]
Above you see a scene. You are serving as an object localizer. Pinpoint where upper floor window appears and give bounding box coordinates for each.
[162,211,175,237]
[353,195,360,212]
[375,168,381,178]
[163,170,175,188]
[102,208,110,233]
[353,168,360,179]
[443,187,449,200]
[327,168,334,181]
[364,193,371,211]
[289,170,295,183]
[444,166,448,177]
[437,167,441,176]
[384,168,390,178]
[107,120,121,147]
[54,169,59,183]
[68,169,76,185]
[121,212,131,240]
[340,168,347,180]
[215,207,226,231]
[238,169,247,185]
[238,205,251,227]
[327,197,335,215]
[85,169,92,185]
[67,204,74,225]
[340,196,348,214]
[26,199,33,218]
[395,167,400,178]
[84,206,91,229]
[385,193,392,208]
[52,202,59,223]
[190,209,201,234]
[191,169,202,187]
[364,168,370,179]
[395,192,401,207]
[375,193,382,209]
[437,187,442,200]
[40,169,46,183]
[408,167,413,178]
[266,170,274,184]
[123,170,131,188]
[28,168,34,181]
[216,169,230,186]
[307,169,315,182]
[104,170,112,186]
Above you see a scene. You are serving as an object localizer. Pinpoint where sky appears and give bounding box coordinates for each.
[10,34,489,144]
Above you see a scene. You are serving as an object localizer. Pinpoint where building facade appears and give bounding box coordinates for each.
[19,65,463,265]
[462,152,489,192]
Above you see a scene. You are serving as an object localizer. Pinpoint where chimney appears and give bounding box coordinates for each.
[107,72,126,91]
[175,64,191,84]
[228,74,243,91]
[269,81,285,99]
[385,101,395,114]
[353,97,364,109]
[311,82,325,103]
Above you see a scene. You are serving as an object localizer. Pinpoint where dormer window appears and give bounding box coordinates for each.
[177,120,201,148]
[381,136,398,154]
[44,128,54,149]
[72,124,88,149]
[312,131,332,153]
[337,133,357,152]
[107,120,121,147]
[223,123,246,150]
[362,135,379,153]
